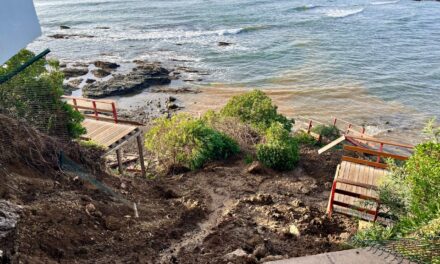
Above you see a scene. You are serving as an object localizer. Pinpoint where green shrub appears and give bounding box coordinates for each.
[311,124,340,141]
[294,131,318,146]
[79,140,106,151]
[220,90,293,132]
[256,122,299,171]
[0,49,85,138]
[145,113,239,171]
[202,109,260,151]
[355,121,440,243]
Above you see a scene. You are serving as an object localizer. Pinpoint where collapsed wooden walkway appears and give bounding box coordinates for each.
[327,141,412,222]
[63,96,146,176]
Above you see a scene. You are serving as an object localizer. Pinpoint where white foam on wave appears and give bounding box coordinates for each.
[326,7,364,18]
[113,28,244,41]
[371,0,400,5]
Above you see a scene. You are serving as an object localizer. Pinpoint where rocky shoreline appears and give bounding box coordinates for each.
[61,59,207,124]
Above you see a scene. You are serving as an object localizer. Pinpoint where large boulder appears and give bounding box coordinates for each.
[0,200,21,262]
[82,63,171,98]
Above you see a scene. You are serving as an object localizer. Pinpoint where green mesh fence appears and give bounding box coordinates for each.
[355,236,440,264]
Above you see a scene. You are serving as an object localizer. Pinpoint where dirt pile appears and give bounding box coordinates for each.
[0,114,355,263]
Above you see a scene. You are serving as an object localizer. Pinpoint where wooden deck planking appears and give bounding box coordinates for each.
[333,161,388,216]
[82,119,138,149]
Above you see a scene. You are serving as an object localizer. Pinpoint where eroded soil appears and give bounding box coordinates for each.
[1,146,355,264]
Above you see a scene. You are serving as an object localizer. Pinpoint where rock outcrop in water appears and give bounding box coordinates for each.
[82,62,171,98]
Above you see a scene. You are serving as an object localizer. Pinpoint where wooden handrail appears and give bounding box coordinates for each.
[62,96,119,123]
[345,135,414,149]
[62,95,115,104]
[344,145,409,161]
[70,105,114,113]
[342,156,388,169]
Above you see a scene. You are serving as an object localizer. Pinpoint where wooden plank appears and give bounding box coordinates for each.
[336,178,378,191]
[344,145,409,160]
[318,136,346,154]
[342,156,388,169]
[102,128,137,147]
[333,201,377,216]
[335,189,379,202]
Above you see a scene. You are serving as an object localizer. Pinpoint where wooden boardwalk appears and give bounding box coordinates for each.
[63,96,146,176]
[82,119,140,150]
[330,161,388,221]
[327,144,410,222]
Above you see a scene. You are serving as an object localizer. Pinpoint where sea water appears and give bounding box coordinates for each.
[29,0,440,142]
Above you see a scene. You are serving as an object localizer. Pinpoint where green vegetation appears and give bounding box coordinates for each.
[145,113,239,171]
[354,120,440,261]
[293,131,319,146]
[0,49,85,138]
[220,90,293,132]
[146,90,299,173]
[78,140,106,151]
[311,124,340,141]
[257,122,299,171]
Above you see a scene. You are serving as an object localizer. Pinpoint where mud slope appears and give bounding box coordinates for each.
[1,145,355,264]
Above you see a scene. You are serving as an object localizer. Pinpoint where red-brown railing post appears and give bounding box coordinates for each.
[111,102,118,123]
[92,101,98,120]
[373,202,380,222]
[377,143,384,163]
[72,98,79,112]
[307,120,313,134]
[333,118,337,126]
[328,181,337,218]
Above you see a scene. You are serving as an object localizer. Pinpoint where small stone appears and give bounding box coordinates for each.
[253,244,267,259]
[224,248,251,262]
[290,199,304,208]
[104,216,122,231]
[247,161,264,174]
[168,96,177,102]
[85,79,96,84]
[85,203,96,214]
[289,224,301,237]
[60,25,70,29]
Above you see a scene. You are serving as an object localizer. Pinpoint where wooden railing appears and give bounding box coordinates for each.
[296,116,368,142]
[342,144,410,169]
[344,135,413,162]
[62,96,118,123]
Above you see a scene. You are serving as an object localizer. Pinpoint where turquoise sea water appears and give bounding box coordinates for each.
[30,0,440,139]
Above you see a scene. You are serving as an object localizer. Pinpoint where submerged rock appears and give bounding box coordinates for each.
[49,33,94,39]
[93,61,120,70]
[82,63,171,98]
[62,67,89,78]
[60,25,70,29]
[218,41,233,46]
[63,78,82,95]
[92,68,111,78]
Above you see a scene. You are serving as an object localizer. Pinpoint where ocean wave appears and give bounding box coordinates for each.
[291,5,322,12]
[112,26,268,41]
[326,8,364,18]
[371,0,400,5]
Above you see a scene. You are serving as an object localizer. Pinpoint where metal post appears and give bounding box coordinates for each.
[0,49,51,85]
[136,135,146,177]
